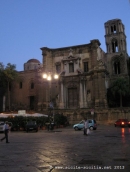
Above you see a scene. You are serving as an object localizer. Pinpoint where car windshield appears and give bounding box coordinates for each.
[80,121,84,124]
[0,122,4,125]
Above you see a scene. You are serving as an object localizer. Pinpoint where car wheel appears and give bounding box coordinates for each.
[74,127,79,131]
[89,126,93,130]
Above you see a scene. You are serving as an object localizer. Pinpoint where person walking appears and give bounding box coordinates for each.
[1,121,10,143]
[84,118,89,136]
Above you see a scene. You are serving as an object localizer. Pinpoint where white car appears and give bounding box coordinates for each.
[0,121,13,132]
[73,119,97,131]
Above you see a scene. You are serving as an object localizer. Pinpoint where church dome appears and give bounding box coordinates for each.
[27,59,40,63]
[24,58,42,71]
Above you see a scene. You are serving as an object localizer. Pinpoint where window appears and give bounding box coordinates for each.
[69,63,74,73]
[114,61,120,74]
[31,82,34,89]
[56,64,61,74]
[111,25,117,34]
[19,82,22,89]
[112,39,118,53]
[84,62,88,72]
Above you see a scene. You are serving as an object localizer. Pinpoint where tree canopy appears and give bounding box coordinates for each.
[0,62,18,110]
[0,63,18,89]
[110,77,129,107]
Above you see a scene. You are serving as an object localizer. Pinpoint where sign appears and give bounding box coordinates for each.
[18,110,26,115]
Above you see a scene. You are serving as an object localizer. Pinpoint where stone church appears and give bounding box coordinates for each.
[8,19,129,115]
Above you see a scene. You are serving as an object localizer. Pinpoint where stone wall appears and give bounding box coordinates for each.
[53,108,130,125]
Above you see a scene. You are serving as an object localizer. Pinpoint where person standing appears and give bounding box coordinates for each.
[1,121,10,143]
[84,119,89,136]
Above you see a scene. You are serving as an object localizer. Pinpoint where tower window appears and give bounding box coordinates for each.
[114,25,116,33]
[84,62,89,72]
[111,25,117,33]
[69,63,74,73]
[114,61,120,74]
[112,39,118,53]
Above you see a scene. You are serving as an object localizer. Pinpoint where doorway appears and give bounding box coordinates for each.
[68,88,78,108]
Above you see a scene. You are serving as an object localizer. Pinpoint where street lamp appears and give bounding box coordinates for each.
[42,72,59,122]
[43,73,59,80]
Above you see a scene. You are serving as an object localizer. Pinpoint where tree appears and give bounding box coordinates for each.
[0,63,18,111]
[110,77,129,107]
[0,63,6,88]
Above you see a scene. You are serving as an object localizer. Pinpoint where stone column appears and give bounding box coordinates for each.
[79,79,83,108]
[59,80,64,109]
[83,80,87,107]
[93,72,99,107]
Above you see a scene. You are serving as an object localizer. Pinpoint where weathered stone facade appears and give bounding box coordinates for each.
[3,19,130,123]
[40,39,108,110]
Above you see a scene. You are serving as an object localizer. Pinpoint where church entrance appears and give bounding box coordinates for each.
[68,88,78,108]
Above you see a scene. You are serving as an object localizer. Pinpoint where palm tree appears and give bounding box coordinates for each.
[111,77,129,107]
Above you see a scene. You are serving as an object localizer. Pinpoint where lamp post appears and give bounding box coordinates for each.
[42,72,59,122]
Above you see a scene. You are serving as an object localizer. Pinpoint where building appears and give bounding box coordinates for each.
[6,19,130,114]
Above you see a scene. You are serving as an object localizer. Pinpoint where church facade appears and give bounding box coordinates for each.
[8,19,129,113]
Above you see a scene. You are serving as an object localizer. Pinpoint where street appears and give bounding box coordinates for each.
[0,125,130,172]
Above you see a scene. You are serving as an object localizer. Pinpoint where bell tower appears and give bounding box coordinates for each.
[104,19,129,77]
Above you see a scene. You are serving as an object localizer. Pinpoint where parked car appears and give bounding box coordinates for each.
[0,121,5,132]
[114,119,130,127]
[73,119,97,131]
[0,121,13,132]
[25,121,38,132]
[10,124,20,131]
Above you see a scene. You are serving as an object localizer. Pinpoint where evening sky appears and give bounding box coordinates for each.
[0,0,130,71]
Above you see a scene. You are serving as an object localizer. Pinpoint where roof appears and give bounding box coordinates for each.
[27,59,40,63]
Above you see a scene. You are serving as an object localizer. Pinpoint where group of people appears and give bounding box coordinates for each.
[1,121,10,143]
[84,118,89,136]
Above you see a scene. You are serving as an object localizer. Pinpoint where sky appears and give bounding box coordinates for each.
[0,0,130,71]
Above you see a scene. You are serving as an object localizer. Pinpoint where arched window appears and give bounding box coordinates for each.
[112,39,118,53]
[111,25,117,33]
[31,82,34,89]
[114,61,120,74]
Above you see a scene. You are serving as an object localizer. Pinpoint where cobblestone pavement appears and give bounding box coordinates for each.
[0,125,130,172]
